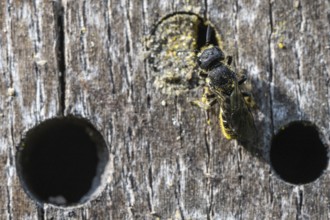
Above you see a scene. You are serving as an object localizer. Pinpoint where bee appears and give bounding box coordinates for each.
[193,25,257,144]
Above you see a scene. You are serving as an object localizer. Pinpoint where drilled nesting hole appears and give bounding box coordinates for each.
[270,121,328,184]
[148,12,220,95]
[16,116,109,206]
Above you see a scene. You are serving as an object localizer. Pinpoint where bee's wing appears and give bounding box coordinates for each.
[229,81,257,143]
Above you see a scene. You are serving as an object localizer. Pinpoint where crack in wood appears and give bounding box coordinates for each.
[174,156,185,220]
[105,9,116,94]
[268,0,275,136]
[36,206,45,220]
[55,2,66,115]
[296,189,304,219]
[294,4,304,119]
[5,103,16,220]
[5,178,12,220]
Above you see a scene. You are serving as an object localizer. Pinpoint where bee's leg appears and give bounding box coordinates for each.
[191,98,216,110]
[199,71,208,78]
[241,91,251,97]
[191,87,216,110]
[226,56,233,65]
[237,69,248,85]
[238,75,247,85]
[196,71,209,87]
[241,91,256,108]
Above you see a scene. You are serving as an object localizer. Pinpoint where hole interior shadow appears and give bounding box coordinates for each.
[196,22,219,50]
[16,116,109,207]
[270,121,328,184]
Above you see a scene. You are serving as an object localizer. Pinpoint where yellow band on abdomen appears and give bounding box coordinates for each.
[219,108,234,140]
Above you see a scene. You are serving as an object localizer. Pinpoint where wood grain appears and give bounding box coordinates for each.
[0,0,329,219]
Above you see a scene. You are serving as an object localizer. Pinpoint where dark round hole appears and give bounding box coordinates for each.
[270,121,328,184]
[16,116,109,206]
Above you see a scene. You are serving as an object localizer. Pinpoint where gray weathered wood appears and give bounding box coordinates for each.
[1,1,61,219]
[1,0,330,219]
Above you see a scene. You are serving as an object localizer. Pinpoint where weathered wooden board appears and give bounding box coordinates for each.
[0,0,330,219]
[269,0,330,218]
[0,1,61,219]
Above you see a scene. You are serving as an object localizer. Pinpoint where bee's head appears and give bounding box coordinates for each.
[198,46,225,70]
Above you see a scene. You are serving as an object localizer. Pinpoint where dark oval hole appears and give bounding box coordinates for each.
[16,116,109,206]
[270,121,328,184]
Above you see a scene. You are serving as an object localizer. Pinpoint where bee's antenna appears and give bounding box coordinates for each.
[205,24,212,46]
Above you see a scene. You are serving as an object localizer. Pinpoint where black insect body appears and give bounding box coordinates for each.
[194,26,256,144]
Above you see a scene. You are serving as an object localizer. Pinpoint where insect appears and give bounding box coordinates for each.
[193,25,257,144]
